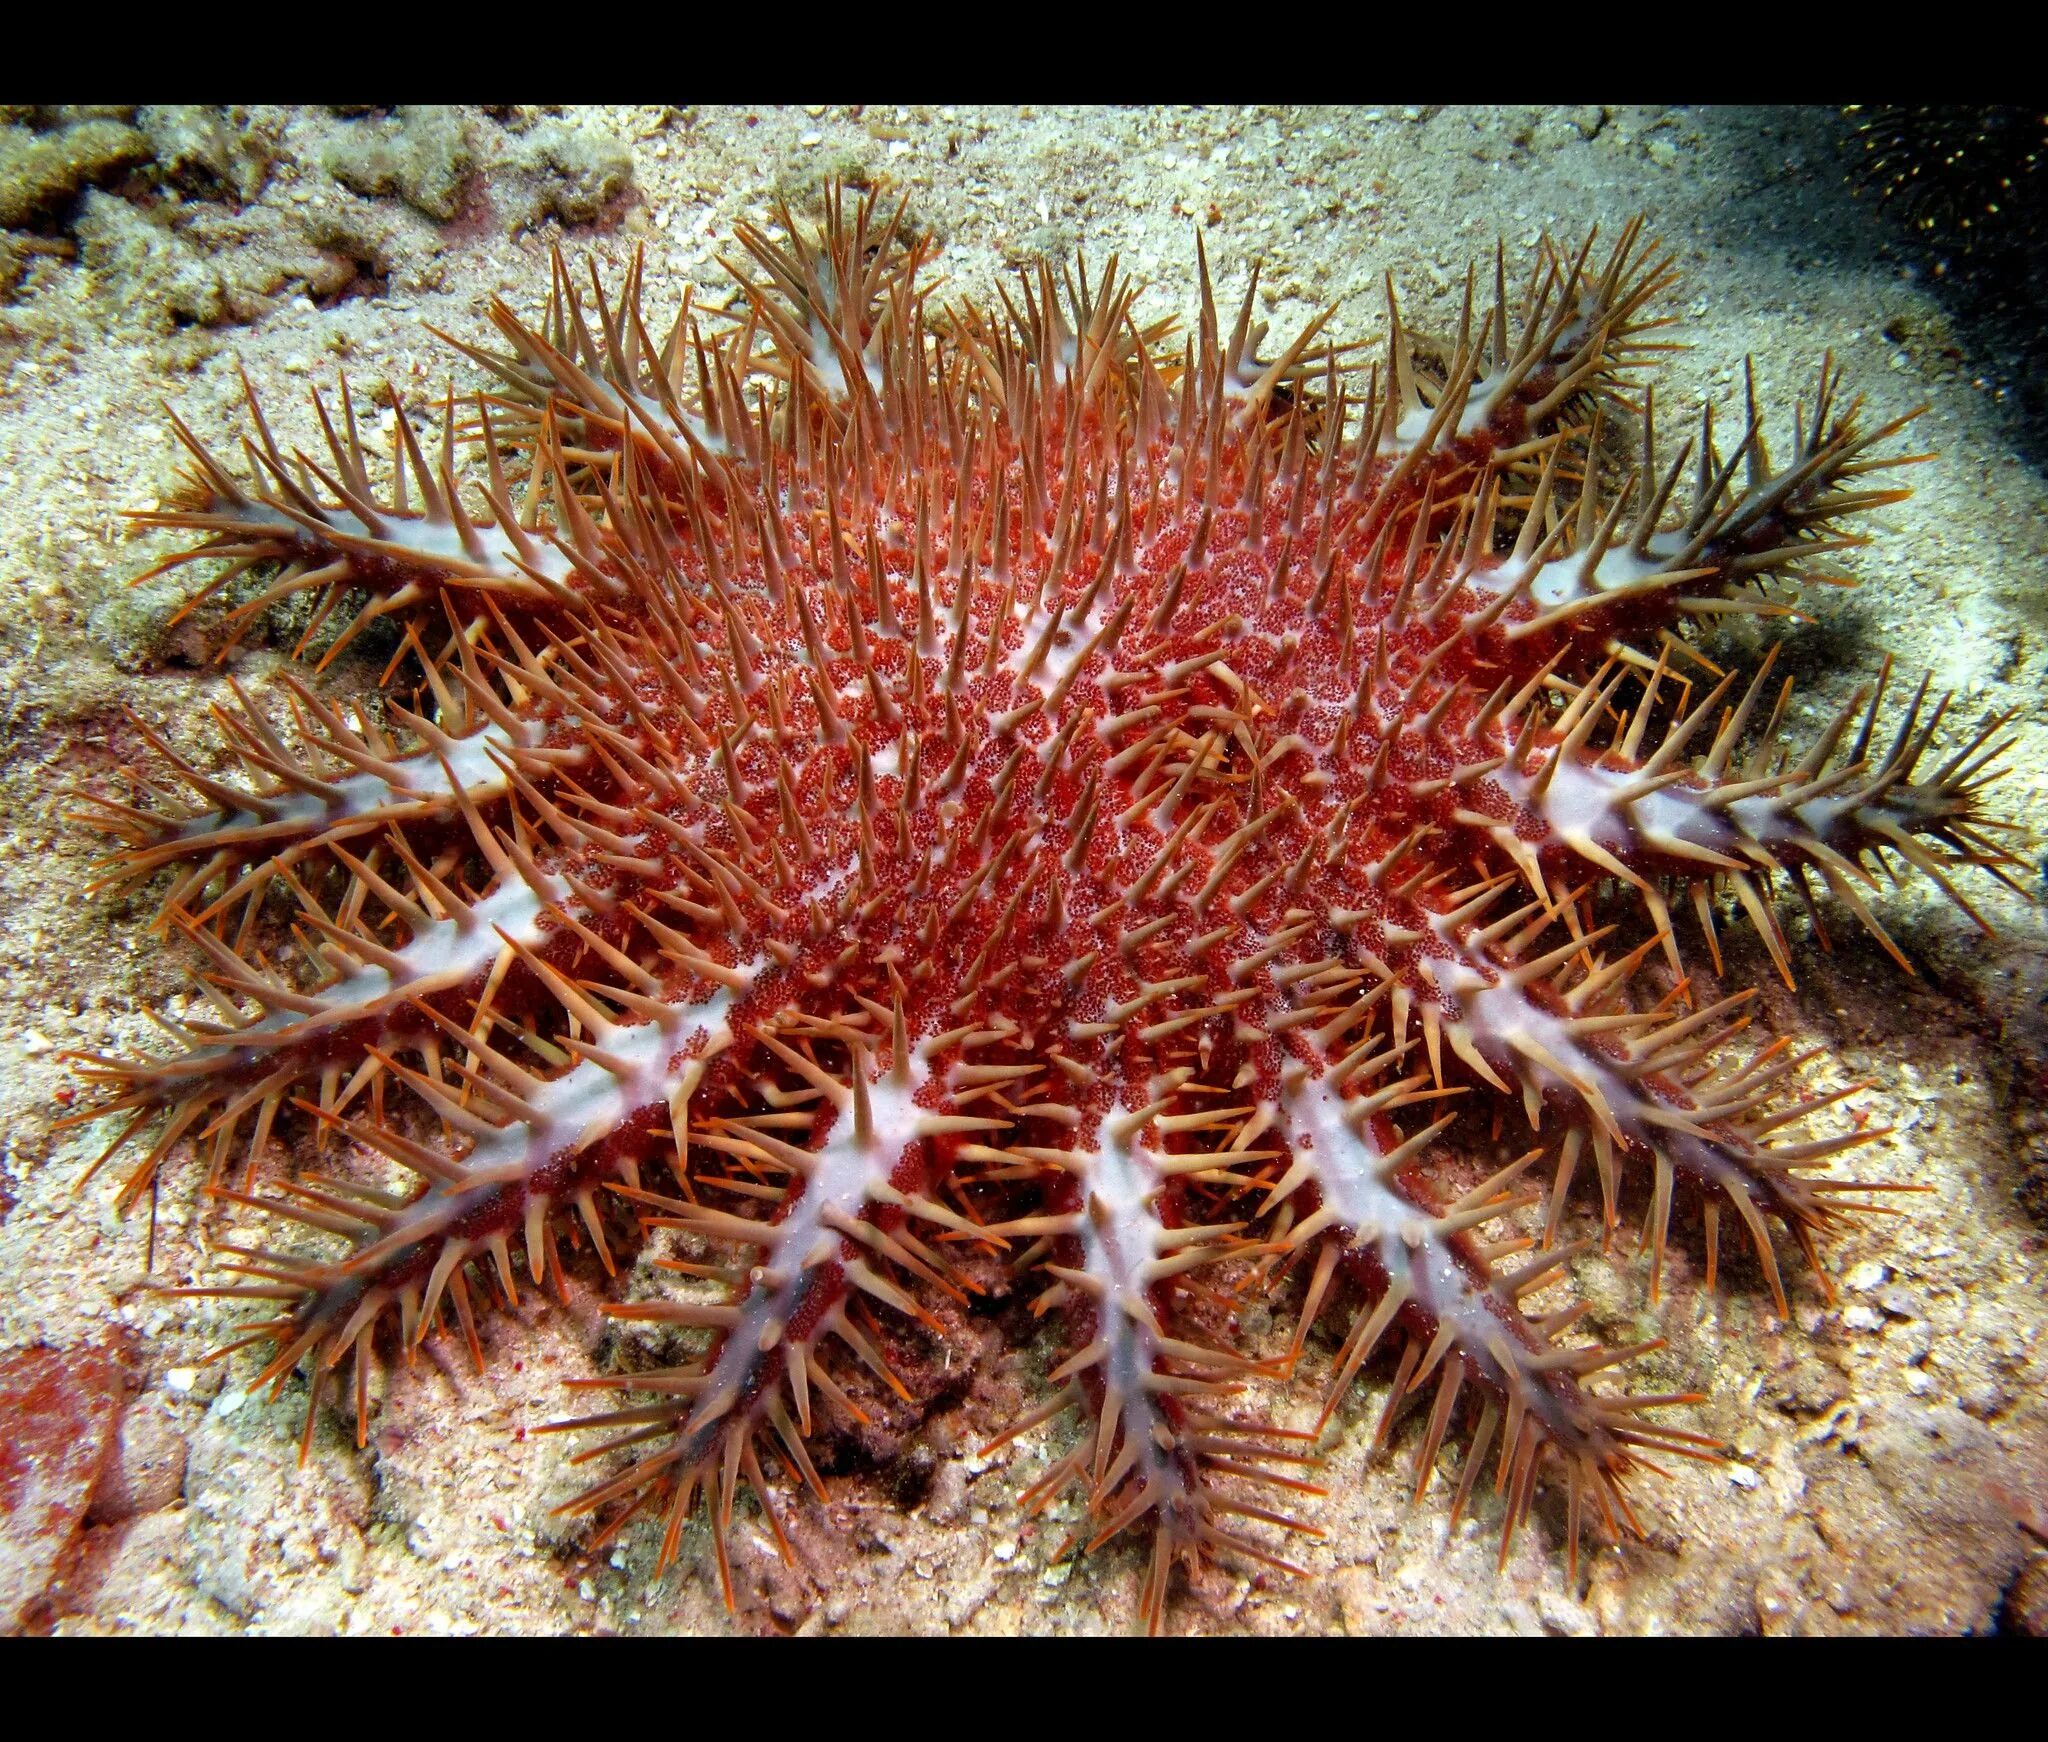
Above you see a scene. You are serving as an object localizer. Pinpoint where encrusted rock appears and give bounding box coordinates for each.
[86,1398,189,1524]
[0,117,151,228]
[73,188,225,328]
[136,105,271,203]
[495,119,635,231]
[324,105,475,223]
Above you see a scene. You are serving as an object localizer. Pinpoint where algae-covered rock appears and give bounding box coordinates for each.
[137,105,272,203]
[73,188,224,329]
[495,118,635,231]
[178,203,362,321]
[0,235,73,307]
[323,105,475,222]
[298,195,428,291]
[0,117,151,228]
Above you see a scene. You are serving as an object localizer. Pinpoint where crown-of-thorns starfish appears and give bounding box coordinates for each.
[67,188,2024,1633]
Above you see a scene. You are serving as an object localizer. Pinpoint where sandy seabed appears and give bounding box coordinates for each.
[0,103,2043,1636]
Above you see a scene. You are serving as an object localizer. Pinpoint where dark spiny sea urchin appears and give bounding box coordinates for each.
[65,188,2025,1633]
